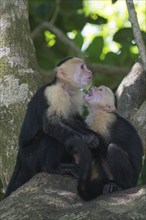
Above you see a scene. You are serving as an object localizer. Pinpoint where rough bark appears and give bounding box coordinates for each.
[0,0,42,187]
[126,0,146,72]
[0,173,146,220]
[116,62,146,152]
[116,62,146,119]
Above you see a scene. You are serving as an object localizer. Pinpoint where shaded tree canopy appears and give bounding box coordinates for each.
[29,0,146,87]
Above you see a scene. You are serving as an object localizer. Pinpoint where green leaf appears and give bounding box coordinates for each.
[29,0,54,28]
[113,28,134,44]
[85,37,104,62]
[60,0,83,14]
[112,0,118,4]
[86,14,107,25]
[56,13,86,32]
[104,52,119,65]
[34,2,51,19]
[114,28,146,47]
[73,33,83,48]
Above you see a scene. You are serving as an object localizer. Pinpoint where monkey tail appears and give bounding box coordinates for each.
[4,154,21,198]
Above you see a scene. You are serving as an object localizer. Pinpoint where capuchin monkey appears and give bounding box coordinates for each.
[5,57,100,198]
[77,85,143,201]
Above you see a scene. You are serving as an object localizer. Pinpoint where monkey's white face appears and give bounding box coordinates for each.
[84,86,116,112]
[57,58,93,88]
[73,62,93,87]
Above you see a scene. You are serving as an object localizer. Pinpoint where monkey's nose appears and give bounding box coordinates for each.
[92,86,97,91]
[89,72,92,78]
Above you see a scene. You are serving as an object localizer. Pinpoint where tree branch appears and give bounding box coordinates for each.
[89,63,129,76]
[40,63,128,78]
[31,22,129,76]
[1,173,146,220]
[116,62,146,119]
[45,22,83,57]
[50,0,60,25]
[126,0,146,72]
[31,22,83,57]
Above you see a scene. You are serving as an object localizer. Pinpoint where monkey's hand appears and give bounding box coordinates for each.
[82,134,99,149]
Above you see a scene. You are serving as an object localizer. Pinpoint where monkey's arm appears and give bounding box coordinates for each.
[64,116,107,155]
[43,113,99,148]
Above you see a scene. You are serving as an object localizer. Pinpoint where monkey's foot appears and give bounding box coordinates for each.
[103,181,121,194]
[55,163,79,179]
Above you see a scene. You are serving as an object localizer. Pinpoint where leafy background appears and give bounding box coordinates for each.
[29,0,146,89]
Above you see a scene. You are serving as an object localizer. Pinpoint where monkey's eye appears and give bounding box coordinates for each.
[81,64,84,69]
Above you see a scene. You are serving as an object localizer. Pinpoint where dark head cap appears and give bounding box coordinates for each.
[56,57,73,67]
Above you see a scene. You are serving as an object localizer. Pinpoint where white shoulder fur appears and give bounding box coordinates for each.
[86,111,116,139]
[44,83,83,121]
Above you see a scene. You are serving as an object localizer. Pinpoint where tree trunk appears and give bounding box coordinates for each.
[0,173,146,220]
[116,62,146,152]
[0,0,42,188]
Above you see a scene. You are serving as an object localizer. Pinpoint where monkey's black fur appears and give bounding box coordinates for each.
[5,79,100,198]
[56,56,73,67]
[78,112,143,201]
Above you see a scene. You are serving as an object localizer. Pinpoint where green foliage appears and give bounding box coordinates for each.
[112,0,118,4]
[73,32,84,48]
[86,13,107,25]
[85,36,104,62]
[29,0,54,29]
[59,0,83,14]
[114,28,146,46]
[45,31,56,47]
[28,0,146,87]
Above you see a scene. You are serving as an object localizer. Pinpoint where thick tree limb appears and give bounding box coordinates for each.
[116,62,146,119]
[126,0,146,72]
[132,101,146,153]
[116,61,146,151]
[0,173,146,220]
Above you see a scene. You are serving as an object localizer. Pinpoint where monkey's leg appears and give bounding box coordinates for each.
[55,163,79,179]
[42,137,80,178]
[101,158,121,194]
[107,143,135,189]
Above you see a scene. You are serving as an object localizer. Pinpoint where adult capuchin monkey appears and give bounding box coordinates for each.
[77,85,143,201]
[5,57,100,198]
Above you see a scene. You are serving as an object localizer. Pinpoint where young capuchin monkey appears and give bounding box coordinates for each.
[5,57,100,198]
[77,85,143,201]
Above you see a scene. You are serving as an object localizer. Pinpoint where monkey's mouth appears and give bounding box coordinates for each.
[83,87,94,102]
[85,76,93,84]
[87,76,93,81]
[87,88,93,97]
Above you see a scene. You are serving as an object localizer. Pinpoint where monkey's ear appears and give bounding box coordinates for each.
[56,67,65,79]
[104,104,116,113]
